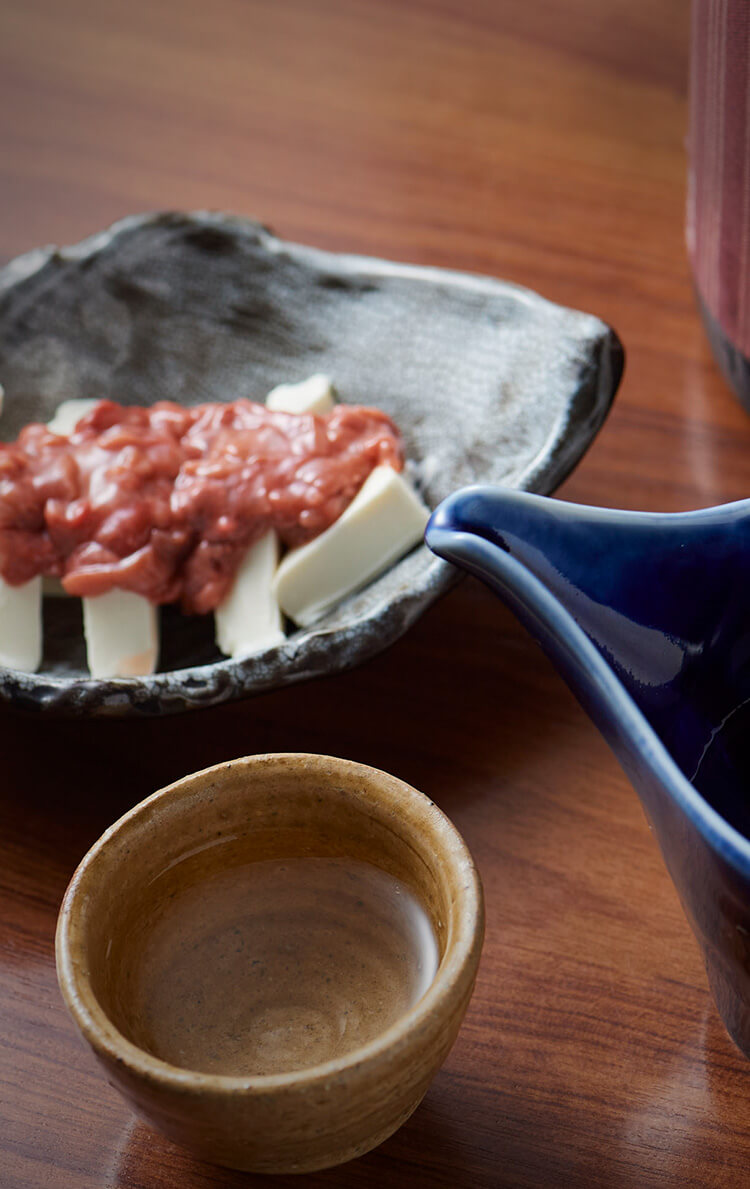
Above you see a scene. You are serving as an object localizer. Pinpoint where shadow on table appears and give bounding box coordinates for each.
[0,581,578,904]
[113,1092,485,1189]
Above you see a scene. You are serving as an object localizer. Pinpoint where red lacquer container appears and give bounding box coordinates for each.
[688,0,750,408]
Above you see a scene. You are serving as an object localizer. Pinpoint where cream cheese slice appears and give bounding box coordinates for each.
[215,532,285,659]
[273,465,429,628]
[0,575,42,672]
[82,588,159,678]
[47,398,99,436]
[265,374,335,416]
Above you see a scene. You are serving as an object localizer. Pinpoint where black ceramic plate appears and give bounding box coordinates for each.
[0,212,623,715]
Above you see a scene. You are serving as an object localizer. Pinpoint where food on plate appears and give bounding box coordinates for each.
[0,573,41,672]
[47,398,99,436]
[214,377,336,660]
[2,395,403,605]
[214,530,285,660]
[0,378,429,677]
[274,464,430,627]
[264,373,335,416]
[82,588,159,680]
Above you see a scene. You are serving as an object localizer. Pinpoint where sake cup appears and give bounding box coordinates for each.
[55,753,484,1174]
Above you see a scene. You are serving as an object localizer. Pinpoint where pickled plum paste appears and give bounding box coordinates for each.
[0,400,403,613]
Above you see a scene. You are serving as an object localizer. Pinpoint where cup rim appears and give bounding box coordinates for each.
[56,752,484,1095]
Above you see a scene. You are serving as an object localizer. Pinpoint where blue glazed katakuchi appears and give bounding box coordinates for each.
[427,486,750,1057]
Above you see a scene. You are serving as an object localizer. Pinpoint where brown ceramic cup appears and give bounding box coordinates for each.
[55,753,484,1174]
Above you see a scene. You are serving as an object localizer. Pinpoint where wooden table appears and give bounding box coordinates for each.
[3,1,750,1186]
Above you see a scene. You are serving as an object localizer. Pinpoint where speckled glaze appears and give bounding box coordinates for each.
[427,487,750,1060]
[0,212,623,715]
[55,753,484,1174]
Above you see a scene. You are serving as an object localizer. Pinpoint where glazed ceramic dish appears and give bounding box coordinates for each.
[55,753,484,1173]
[0,212,623,715]
[427,487,750,1061]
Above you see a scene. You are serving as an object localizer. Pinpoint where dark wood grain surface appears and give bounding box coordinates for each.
[3,2,750,1186]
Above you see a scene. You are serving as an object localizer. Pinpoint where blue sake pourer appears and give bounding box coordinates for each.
[426,486,750,1057]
